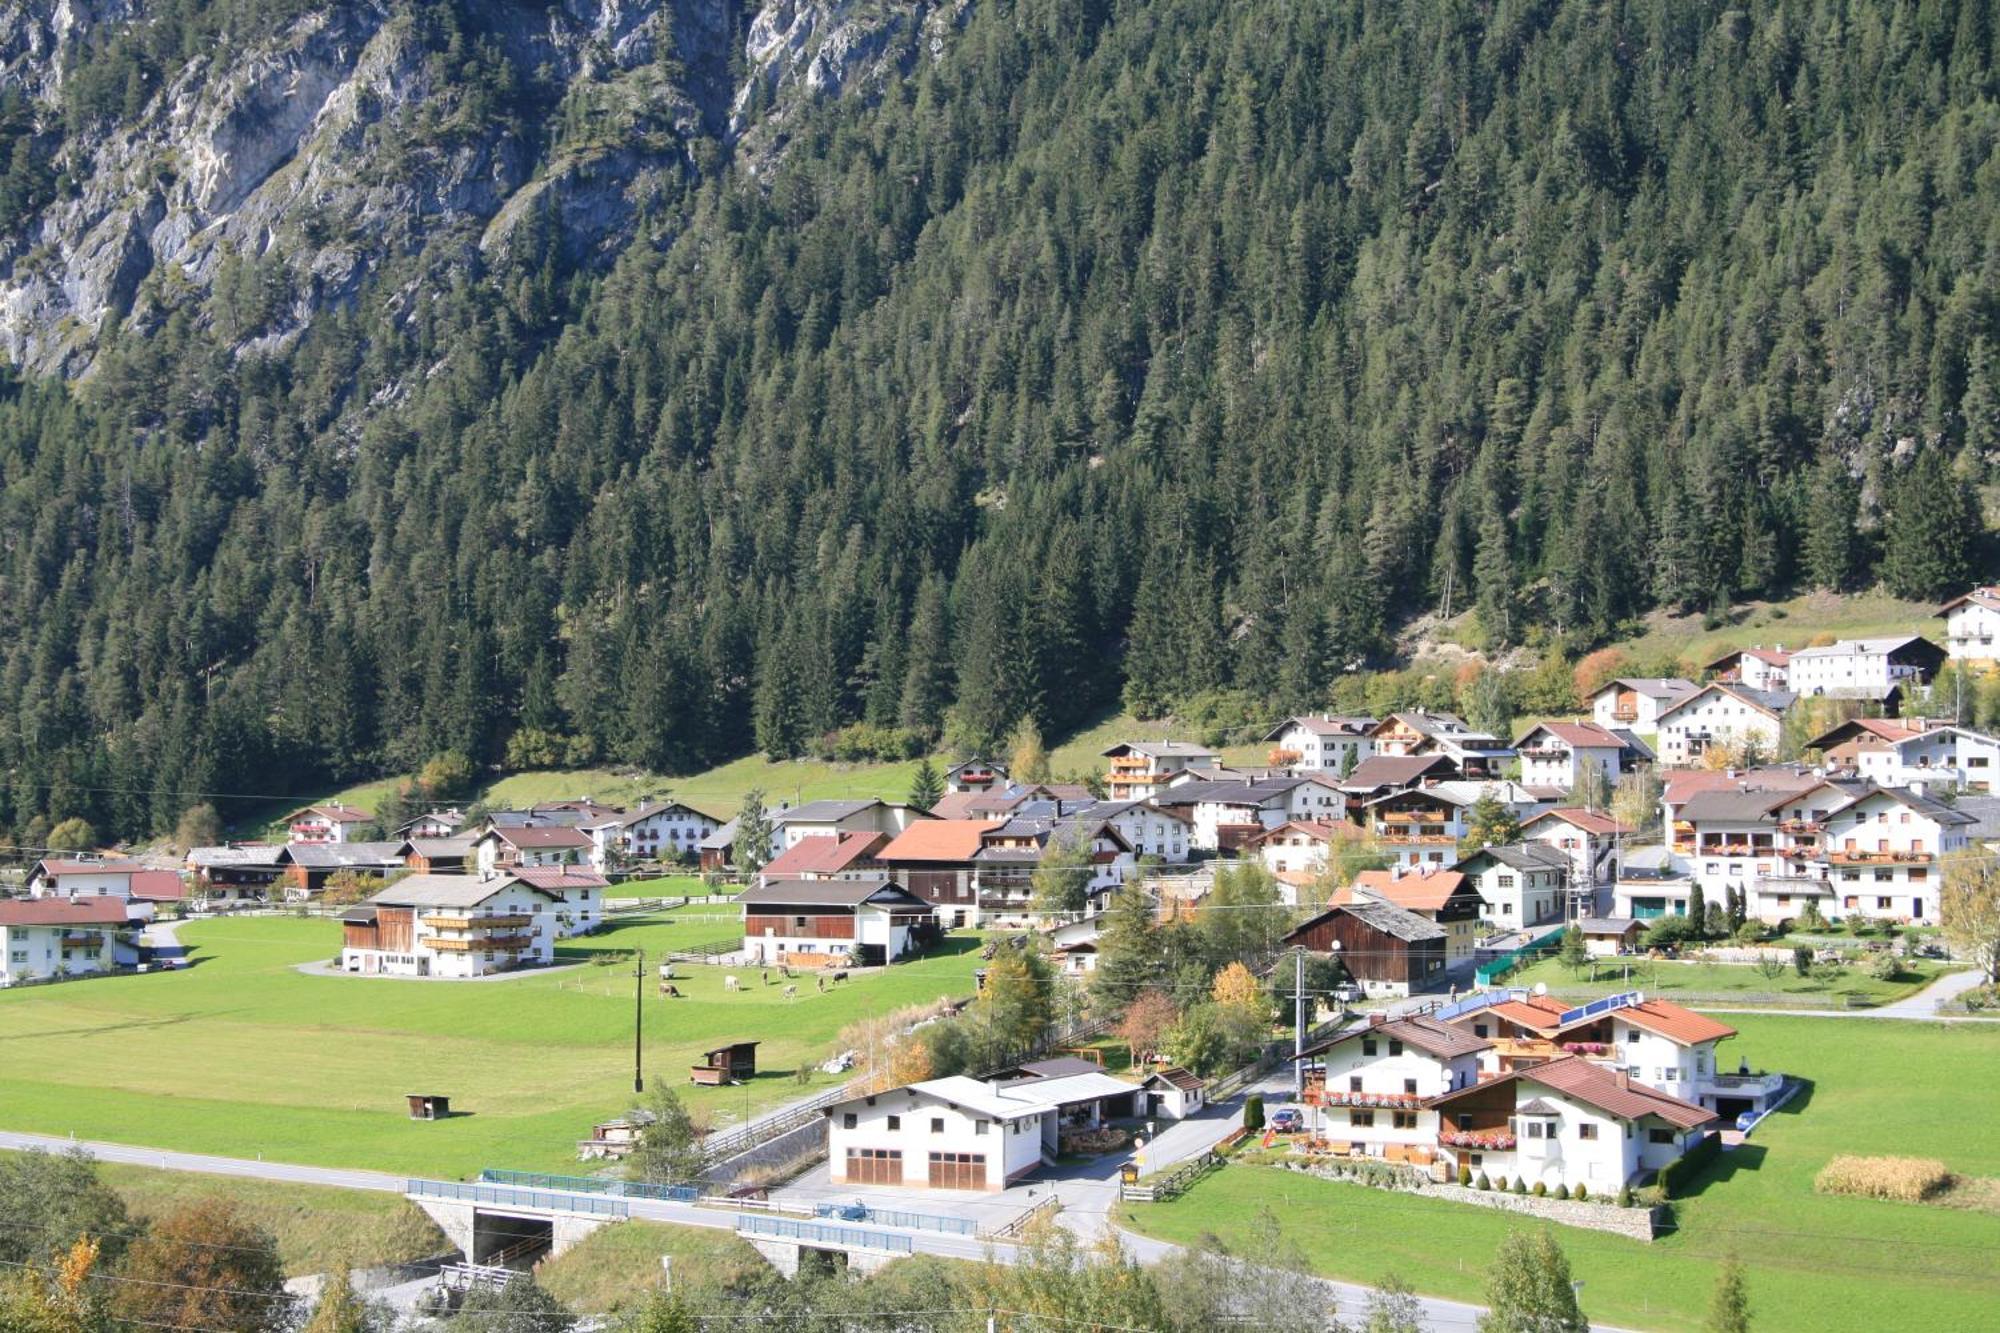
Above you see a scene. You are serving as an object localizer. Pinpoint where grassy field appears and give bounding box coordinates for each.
[606,874,712,900]
[536,1221,764,1313]
[98,1164,446,1275]
[1125,1015,2000,1331]
[1503,954,1949,1007]
[0,911,982,1179]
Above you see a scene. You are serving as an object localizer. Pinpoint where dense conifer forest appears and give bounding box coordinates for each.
[0,0,1995,839]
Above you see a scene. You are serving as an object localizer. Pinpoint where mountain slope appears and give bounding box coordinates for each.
[0,0,1994,843]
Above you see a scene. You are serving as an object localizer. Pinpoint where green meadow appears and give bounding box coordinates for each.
[0,911,982,1179]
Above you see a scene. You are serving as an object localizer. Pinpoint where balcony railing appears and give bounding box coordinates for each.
[1827,850,1931,866]
[426,913,535,930]
[1777,820,1825,835]
[1440,1128,1516,1150]
[426,934,533,953]
[1312,1090,1427,1110]
[1378,832,1457,844]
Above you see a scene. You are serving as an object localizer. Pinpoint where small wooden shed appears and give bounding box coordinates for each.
[406,1093,451,1120]
[690,1041,760,1086]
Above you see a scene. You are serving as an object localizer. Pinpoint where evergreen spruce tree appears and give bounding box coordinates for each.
[1090,883,1163,1011]
[1687,883,1707,939]
[1802,454,1859,591]
[1882,452,1977,599]
[907,757,944,812]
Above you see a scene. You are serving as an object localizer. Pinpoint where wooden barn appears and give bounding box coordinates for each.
[1282,900,1449,998]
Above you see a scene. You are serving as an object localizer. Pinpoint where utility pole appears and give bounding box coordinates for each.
[1293,947,1306,1097]
[634,947,645,1095]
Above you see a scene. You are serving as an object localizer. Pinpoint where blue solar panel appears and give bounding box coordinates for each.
[1556,990,1644,1027]
[1433,988,1525,1023]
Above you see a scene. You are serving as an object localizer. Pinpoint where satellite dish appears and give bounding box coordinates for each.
[1532,982,1549,997]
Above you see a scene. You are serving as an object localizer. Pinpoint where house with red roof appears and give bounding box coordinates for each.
[1705,645,1793,692]
[1514,721,1651,791]
[0,896,131,985]
[875,819,1003,928]
[1336,868,1484,963]
[757,831,889,886]
[28,859,186,920]
[283,803,375,844]
[1520,807,1635,888]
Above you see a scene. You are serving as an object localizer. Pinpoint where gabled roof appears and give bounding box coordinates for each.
[1522,807,1632,837]
[1343,869,1473,913]
[1658,682,1795,722]
[1595,677,1698,700]
[1454,843,1573,874]
[897,1070,1141,1120]
[1842,785,1979,827]
[1705,646,1791,670]
[759,831,889,877]
[0,897,130,926]
[1144,1066,1207,1092]
[1661,767,1823,806]
[1675,787,1799,824]
[1519,721,1629,751]
[1428,1056,1718,1131]
[1790,635,1938,659]
[511,866,611,892]
[699,817,738,850]
[877,819,1003,863]
[1298,1013,1490,1061]
[1244,819,1359,848]
[734,877,931,910]
[286,804,374,824]
[482,825,592,850]
[400,835,478,860]
[1939,585,2000,615]
[775,799,886,824]
[32,858,151,880]
[1598,998,1737,1047]
[186,845,284,869]
[1576,916,1643,936]
[1285,899,1446,945]
[1263,715,1377,740]
[616,798,723,826]
[1102,740,1217,760]
[277,841,407,868]
[1339,754,1456,790]
[128,870,186,902]
[369,873,562,910]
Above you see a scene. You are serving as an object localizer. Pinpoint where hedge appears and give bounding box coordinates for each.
[1659,1130,1723,1199]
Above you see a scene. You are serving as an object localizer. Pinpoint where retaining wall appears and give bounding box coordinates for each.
[1270,1162,1667,1241]
[702,1117,827,1186]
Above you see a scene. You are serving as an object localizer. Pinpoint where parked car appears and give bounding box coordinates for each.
[1269,1108,1305,1133]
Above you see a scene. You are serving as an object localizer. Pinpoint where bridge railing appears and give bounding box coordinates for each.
[734,1212,915,1254]
[813,1203,981,1236]
[477,1169,700,1202]
[407,1178,630,1218]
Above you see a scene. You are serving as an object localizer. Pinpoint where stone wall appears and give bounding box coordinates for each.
[702,1117,827,1187]
[1270,1162,1667,1241]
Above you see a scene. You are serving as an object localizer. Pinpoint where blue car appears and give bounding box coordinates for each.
[815,1200,869,1221]
[1269,1108,1304,1133]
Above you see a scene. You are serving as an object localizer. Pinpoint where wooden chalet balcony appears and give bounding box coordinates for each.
[59,933,102,949]
[426,913,535,930]
[1827,850,1931,866]
[1609,707,1639,723]
[426,934,534,953]
[1698,841,1768,857]
[1777,820,1825,835]
[1377,811,1441,824]
[1378,832,1457,844]
[1440,1127,1516,1150]
[1308,1088,1427,1110]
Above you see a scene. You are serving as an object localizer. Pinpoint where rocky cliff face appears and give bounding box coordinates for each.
[0,0,967,376]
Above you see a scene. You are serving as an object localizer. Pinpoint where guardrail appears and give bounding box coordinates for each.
[992,1193,1060,1239]
[733,1212,915,1254]
[478,1169,700,1202]
[813,1203,981,1236]
[406,1178,630,1218]
[701,1084,853,1163]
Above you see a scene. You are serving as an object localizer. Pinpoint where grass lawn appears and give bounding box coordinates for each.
[536,1221,764,1313]
[1503,954,1948,1007]
[1124,1015,2000,1331]
[0,913,982,1180]
[98,1164,446,1275]
[606,874,713,901]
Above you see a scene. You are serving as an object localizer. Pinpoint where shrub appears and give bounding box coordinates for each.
[1793,945,1814,976]
[1532,1181,1547,1197]
[1814,1155,1951,1203]
[1634,1185,1668,1208]
[1573,1183,1588,1202]
[1242,1095,1264,1132]
[1512,1177,1526,1195]
[1458,1162,1472,1187]
[1475,1171,1491,1191]
[1869,950,1903,981]
[1616,1185,1633,1208]
[1553,1183,1571,1200]
[1659,1131,1725,1199]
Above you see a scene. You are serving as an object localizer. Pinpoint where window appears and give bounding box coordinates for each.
[1349,1110,1375,1127]
[1348,1076,1363,1093]
[1473,1023,1489,1038]
[1577,1123,1599,1140]
[842,1113,857,1129]
[1877,897,1894,910]
[1392,1111,1418,1130]
[886,1115,901,1130]
[1403,1078,1418,1095]
[975,1120,989,1136]
[793,916,807,930]
[1498,874,1516,888]
[1388,1040,1403,1056]
[1648,1128,1674,1145]
[1362,1039,1377,1056]
[931,1117,944,1133]
[1525,1121,1544,1139]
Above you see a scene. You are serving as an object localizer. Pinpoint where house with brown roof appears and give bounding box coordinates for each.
[1337,868,1484,962]
[283,802,375,845]
[1367,712,1514,779]
[472,824,592,876]
[1426,1055,1717,1193]
[735,877,937,967]
[582,799,723,870]
[399,836,476,874]
[1450,844,1572,930]
[1654,683,1796,768]
[1589,677,1698,731]
[1242,819,1364,903]
[1514,721,1650,791]
[1705,645,1793,692]
[1293,1013,1490,1166]
[757,831,889,885]
[1940,585,2000,663]
[27,859,185,919]
[1520,807,1634,888]
[944,757,1009,796]
[876,819,1002,927]
[1283,900,1450,997]
[0,896,132,985]
[1101,741,1221,801]
[1262,714,1378,773]
[512,866,611,936]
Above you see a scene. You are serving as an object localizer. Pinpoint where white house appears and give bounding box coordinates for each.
[1673,783,1834,921]
[1940,586,2000,663]
[1845,725,2000,794]
[1102,741,1221,801]
[510,866,610,936]
[1520,807,1633,888]
[583,799,721,870]
[1368,712,1514,779]
[1590,678,1698,731]
[1612,847,1697,922]
[337,874,562,978]
[944,758,1009,796]
[393,809,465,840]
[1363,788,1472,870]
[1451,844,1571,930]
[1046,915,1104,973]
[1088,800,1193,861]
[775,799,931,850]
[1243,819,1356,903]
[1153,778,1301,852]
[472,824,592,874]
[1786,636,1943,700]
[826,1069,1139,1190]
[1140,1067,1207,1120]
[1820,786,1974,923]
[1654,683,1794,767]
[1514,722,1646,791]
[0,897,129,986]
[1704,646,1794,693]
[284,803,375,844]
[736,877,936,966]
[1296,1014,1490,1163]
[1262,715,1377,773]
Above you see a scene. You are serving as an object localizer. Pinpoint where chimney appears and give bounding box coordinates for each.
[1369,1012,1387,1027]
[1614,1070,1630,1091]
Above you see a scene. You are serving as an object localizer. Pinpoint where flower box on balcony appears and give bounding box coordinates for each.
[1440,1129,1516,1150]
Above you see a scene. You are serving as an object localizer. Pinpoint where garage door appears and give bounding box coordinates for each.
[928,1151,986,1189]
[845,1148,902,1185]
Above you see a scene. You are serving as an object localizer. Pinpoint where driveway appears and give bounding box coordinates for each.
[1695,966,1996,1022]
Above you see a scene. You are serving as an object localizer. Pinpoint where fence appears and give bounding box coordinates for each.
[733,1212,915,1254]
[477,1169,699,1202]
[814,1203,981,1237]
[701,1083,854,1163]
[1475,925,1570,987]
[407,1178,630,1218]
[993,1193,1061,1239]
[1120,1149,1222,1203]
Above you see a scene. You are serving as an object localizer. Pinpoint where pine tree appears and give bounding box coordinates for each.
[1881,451,1977,599]
[1688,883,1707,939]
[1705,1255,1752,1333]
[1473,498,1516,646]
[1091,883,1163,1010]
[732,790,773,876]
[1802,454,1859,591]
[907,757,944,811]
[897,574,954,739]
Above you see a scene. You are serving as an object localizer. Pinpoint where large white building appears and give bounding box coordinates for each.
[1452,844,1571,929]
[826,1066,1139,1190]
[1262,715,1377,773]
[337,873,562,978]
[1654,683,1794,767]
[1514,722,1647,791]
[1590,678,1698,731]
[582,799,721,870]
[1786,636,1943,699]
[0,897,129,986]
[736,877,936,966]
[1940,586,2000,663]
